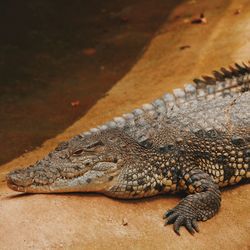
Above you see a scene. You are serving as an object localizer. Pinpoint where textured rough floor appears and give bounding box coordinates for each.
[0,0,250,249]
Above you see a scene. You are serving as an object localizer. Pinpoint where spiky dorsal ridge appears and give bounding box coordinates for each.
[193,62,250,92]
[81,62,250,142]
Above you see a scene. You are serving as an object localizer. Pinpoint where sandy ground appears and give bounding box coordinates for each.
[1,0,250,249]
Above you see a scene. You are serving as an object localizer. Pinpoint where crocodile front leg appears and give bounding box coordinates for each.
[163,168,221,235]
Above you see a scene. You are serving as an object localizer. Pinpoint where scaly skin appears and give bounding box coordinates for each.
[6,63,250,235]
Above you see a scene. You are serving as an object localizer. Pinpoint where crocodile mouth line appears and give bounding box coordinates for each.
[6,170,90,192]
[6,160,119,193]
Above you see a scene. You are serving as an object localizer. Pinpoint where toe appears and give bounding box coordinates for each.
[164,213,178,226]
[191,219,200,232]
[173,216,185,235]
[163,209,174,219]
[185,219,195,235]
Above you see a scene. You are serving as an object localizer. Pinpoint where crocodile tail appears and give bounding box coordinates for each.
[157,62,250,108]
[192,62,250,96]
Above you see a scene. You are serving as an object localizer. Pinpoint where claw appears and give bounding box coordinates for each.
[186,220,195,235]
[164,213,178,225]
[174,227,181,236]
[164,220,169,226]
[191,219,200,232]
[163,209,173,219]
[173,216,185,235]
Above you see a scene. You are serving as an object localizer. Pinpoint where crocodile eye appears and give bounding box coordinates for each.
[73,149,84,155]
[86,141,104,149]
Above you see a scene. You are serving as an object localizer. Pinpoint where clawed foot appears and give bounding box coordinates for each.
[163,208,200,235]
[162,169,221,235]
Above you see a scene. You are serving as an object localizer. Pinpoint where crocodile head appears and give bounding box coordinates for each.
[6,129,141,194]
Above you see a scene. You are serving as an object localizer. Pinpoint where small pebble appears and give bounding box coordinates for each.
[122,218,128,226]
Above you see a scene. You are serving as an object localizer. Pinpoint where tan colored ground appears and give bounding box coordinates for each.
[1,0,250,249]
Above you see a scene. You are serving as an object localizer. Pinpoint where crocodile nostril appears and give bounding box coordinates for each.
[6,171,33,187]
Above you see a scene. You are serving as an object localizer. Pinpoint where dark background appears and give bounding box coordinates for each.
[0,0,181,164]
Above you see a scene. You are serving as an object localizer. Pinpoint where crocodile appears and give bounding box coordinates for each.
[6,63,250,235]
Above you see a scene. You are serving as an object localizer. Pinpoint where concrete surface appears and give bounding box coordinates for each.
[0,0,250,249]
